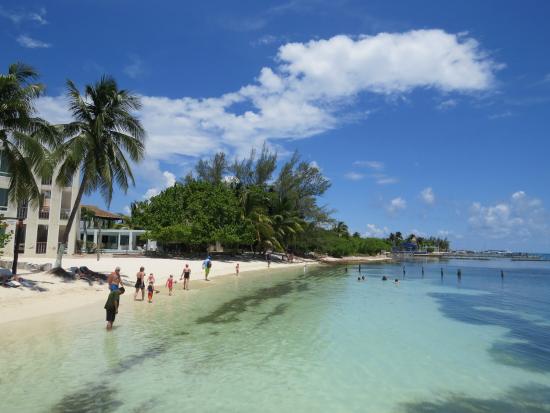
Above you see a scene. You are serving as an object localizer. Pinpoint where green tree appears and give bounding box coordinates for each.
[53,76,145,268]
[0,63,57,204]
[333,221,349,238]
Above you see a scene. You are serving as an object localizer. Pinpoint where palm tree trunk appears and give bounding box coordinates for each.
[83,220,87,253]
[54,176,87,269]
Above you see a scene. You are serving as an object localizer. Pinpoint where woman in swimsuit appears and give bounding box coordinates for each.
[180,264,191,290]
[134,266,146,301]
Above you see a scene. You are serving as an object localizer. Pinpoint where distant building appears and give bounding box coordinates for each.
[1,156,81,258]
[79,205,148,253]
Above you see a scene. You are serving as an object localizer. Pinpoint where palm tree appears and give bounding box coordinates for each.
[1,63,57,274]
[53,76,145,268]
[0,63,57,204]
[334,221,349,238]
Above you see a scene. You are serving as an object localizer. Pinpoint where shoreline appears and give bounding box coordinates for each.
[319,255,393,265]
[0,255,319,326]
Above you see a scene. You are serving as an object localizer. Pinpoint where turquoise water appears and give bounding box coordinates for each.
[1,259,550,412]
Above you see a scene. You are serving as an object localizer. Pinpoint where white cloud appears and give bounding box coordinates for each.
[123,205,131,215]
[251,34,283,46]
[420,187,435,204]
[309,160,321,171]
[437,99,457,110]
[468,191,547,240]
[123,55,145,79]
[365,223,389,238]
[488,110,513,120]
[353,160,384,169]
[17,34,51,48]
[373,174,398,185]
[344,172,365,181]
[143,171,176,199]
[37,30,497,189]
[387,197,407,213]
[0,6,47,24]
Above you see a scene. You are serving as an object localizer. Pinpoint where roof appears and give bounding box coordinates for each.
[81,205,122,220]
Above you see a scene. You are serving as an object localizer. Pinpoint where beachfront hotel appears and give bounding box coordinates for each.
[0,152,81,258]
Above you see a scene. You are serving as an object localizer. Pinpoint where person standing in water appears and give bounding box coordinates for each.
[266,252,272,268]
[147,273,156,288]
[134,266,146,301]
[202,256,212,281]
[421,266,425,277]
[105,287,124,330]
[108,266,122,291]
[147,282,154,303]
[235,263,240,276]
[180,264,191,290]
[440,268,444,280]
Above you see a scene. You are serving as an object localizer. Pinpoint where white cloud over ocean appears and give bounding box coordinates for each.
[468,191,548,240]
[36,29,498,195]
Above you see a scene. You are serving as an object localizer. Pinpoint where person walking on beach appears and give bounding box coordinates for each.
[105,287,125,330]
[147,282,154,303]
[235,263,240,276]
[147,273,155,288]
[180,264,191,290]
[202,256,212,281]
[108,266,122,291]
[166,275,174,296]
[134,267,146,301]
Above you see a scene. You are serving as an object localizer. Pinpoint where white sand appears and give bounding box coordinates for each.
[0,255,315,325]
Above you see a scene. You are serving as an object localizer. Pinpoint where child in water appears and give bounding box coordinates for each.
[166,275,174,296]
[147,282,154,303]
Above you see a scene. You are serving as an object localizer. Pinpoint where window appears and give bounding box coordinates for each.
[0,188,8,211]
[0,150,9,176]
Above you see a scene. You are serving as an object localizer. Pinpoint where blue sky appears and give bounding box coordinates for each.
[1,0,549,252]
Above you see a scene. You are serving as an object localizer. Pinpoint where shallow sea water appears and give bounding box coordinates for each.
[1,259,550,412]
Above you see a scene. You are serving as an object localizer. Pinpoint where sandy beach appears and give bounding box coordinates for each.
[0,254,316,325]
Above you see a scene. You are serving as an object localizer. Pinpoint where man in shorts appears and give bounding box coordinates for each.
[134,266,146,301]
[105,287,125,330]
[202,256,212,281]
[108,266,122,291]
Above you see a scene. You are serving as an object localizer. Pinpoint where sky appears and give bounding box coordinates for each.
[1,0,549,252]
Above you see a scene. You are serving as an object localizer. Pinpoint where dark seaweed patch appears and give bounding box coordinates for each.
[257,303,290,326]
[195,281,294,325]
[430,291,550,373]
[401,384,550,413]
[49,384,122,413]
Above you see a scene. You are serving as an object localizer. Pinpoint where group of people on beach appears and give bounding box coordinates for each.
[103,256,215,329]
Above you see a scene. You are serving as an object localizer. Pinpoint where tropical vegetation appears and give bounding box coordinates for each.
[130,146,395,257]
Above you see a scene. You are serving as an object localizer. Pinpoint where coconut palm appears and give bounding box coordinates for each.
[0,63,57,204]
[333,221,349,238]
[53,76,145,268]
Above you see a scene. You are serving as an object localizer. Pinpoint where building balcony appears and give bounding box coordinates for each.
[60,208,71,220]
[35,242,47,254]
[17,205,28,219]
[38,207,50,220]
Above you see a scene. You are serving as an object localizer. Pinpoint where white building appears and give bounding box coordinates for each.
[79,205,147,254]
[0,155,81,258]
